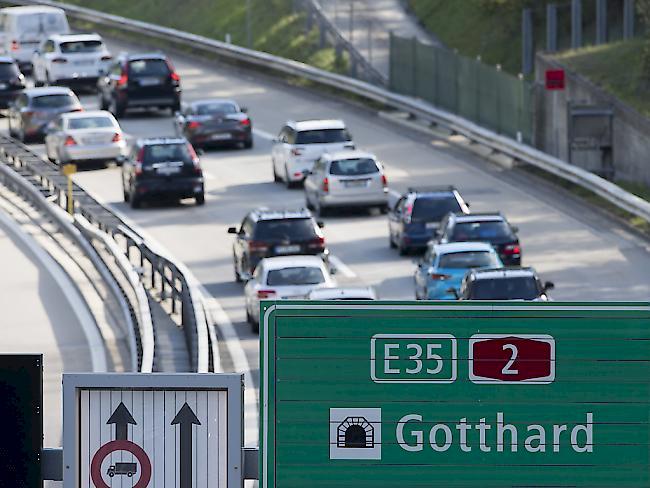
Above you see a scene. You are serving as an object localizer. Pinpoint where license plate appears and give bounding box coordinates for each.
[344,179,368,188]
[0,83,7,89]
[139,77,161,86]
[74,60,94,66]
[275,245,300,254]
[425,222,439,230]
[211,133,232,140]
[83,137,105,145]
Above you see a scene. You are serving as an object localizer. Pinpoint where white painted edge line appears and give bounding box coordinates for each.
[253,128,275,141]
[329,255,356,279]
[0,206,108,372]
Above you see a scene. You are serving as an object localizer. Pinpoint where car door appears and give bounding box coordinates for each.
[235,216,254,274]
[272,127,288,173]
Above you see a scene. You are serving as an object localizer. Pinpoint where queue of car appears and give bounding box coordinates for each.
[0,3,555,333]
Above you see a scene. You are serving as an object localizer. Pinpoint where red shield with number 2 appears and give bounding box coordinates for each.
[471,336,554,382]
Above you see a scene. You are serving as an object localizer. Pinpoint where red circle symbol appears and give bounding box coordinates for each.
[90,439,151,488]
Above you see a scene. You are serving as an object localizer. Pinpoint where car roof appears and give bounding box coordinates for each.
[48,33,102,43]
[192,99,238,107]
[250,207,313,221]
[121,52,168,61]
[259,255,326,271]
[433,242,496,254]
[1,6,64,15]
[407,186,457,195]
[61,110,115,120]
[24,86,73,96]
[0,56,16,64]
[308,287,376,300]
[470,267,538,280]
[453,212,505,223]
[323,150,375,161]
[290,119,346,131]
[137,137,187,146]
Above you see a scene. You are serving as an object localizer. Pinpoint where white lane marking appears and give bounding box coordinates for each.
[329,255,357,279]
[202,171,216,180]
[253,128,275,141]
[0,206,108,372]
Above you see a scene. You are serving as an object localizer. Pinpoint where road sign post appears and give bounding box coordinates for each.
[63,373,243,488]
[260,301,650,487]
[61,163,76,214]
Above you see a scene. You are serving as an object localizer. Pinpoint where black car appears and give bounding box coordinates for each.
[228,207,328,281]
[174,99,252,149]
[435,212,522,265]
[0,57,25,109]
[120,137,205,208]
[455,267,554,301]
[98,52,181,117]
[388,186,470,255]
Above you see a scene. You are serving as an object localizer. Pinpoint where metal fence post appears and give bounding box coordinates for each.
[319,17,326,48]
[623,0,635,39]
[546,3,558,52]
[571,0,582,49]
[246,0,252,48]
[411,36,417,97]
[596,0,607,44]
[522,8,534,75]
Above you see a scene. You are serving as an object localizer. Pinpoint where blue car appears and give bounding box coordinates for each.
[414,242,503,300]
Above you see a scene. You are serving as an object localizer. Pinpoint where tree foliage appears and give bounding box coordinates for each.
[638,0,650,86]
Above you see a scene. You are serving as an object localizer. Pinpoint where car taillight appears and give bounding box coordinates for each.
[322,177,329,193]
[101,55,113,61]
[187,143,202,174]
[64,135,76,146]
[10,40,19,51]
[307,236,325,250]
[502,244,521,255]
[249,241,270,253]
[240,118,251,126]
[291,148,303,156]
[404,203,413,223]
[51,58,67,64]
[117,72,128,87]
[70,108,83,112]
[381,174,388,187]
[257,289,276,299]
[134,147,145,175]
[112,133,122,142]
[166,59,180,82]
[430,273,451,280]
[188,120,201,130]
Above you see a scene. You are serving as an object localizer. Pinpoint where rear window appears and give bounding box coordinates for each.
[452,221,513,242]
[266,266,325,286]
[143,143,192,165]
[59,40,103,53]
[253,218,318,241]
[470,277,539,300]
[31,93,75,108]
[0,62,19,78]
[411,196,462,222]
[438,251,500,269]
[329,158,379,176]
[16,13,67,34]
[195,102,237,115]
[128,59,170,77]
[67,116,114,130]
[295,129,351,144]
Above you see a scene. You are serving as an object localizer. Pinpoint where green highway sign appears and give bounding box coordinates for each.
[260,301,650,488]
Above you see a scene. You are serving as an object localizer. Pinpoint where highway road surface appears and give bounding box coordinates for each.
[5,36,650,445]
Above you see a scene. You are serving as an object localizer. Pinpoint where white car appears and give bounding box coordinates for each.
[271,119,355,187]
[244,255,337,332]
[307,286,377,300]
[32,33,112,87]
[304,150,389,216]
[44,110,126,166]
[0,6,69,73]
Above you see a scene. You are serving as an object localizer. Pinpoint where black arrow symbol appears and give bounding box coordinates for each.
[107,402,136,441]
[171,402,201,488]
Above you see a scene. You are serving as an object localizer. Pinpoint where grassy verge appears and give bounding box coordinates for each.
[64,0,348,74]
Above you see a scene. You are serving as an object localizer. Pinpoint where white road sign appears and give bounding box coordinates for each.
[63,374,243,488]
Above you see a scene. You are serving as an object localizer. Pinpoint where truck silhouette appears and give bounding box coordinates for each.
[107,462,137,478]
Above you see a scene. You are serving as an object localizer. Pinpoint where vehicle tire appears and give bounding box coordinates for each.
[195,193,205,206]
[7,119,14,138]
[272,163,280,183]
[110,97,125,118]
[34,78,44,88]
[244,137,253,149]
[234,255,242,283]
[171,100,181,113]
[251,317,259,334]
[389,233,397,249]
[379,204,389,215]
[284,167,294,189]
[398,240,408,256]
[99,94,108,111]
[305,196,314,211]
[130,194,141,209]
[123,185,130,202]
[16,125,25,143]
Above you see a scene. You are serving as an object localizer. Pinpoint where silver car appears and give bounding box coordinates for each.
[44,110,126,166]
[304,150,388,216]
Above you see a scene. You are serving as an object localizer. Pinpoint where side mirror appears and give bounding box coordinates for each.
[446,287,460,299]
[302,169,312,177]
[227,226,238,234]
[115,155,126,166]
[240,106,248,113]
[241,272,252,281]
[465,202,471,208]
[317,221,325,228]
[511,225,519,234]
[543,281,555,291]
[329,266,338,275]
[195,148,205,156]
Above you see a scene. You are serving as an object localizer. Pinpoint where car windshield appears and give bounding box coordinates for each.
[411,196,462,222]
[295,129,351,144]
[67,116,114,130]
[31,94,75,108]
[471,277,540,300]
[253,218,318,241]
[142,143,192,165]
[128,59,169,77]
[60,40,103,53]
[195,102,237,115]
[0,62,19,78]
[17,13,67,34]
[438,251,500,269]
[266,266,325,286]
[329,158,379,176]
[452,221,513,241]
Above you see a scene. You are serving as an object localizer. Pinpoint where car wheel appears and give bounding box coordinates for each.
[305,195,314,211]
[16,125,25,143]
[284,167,293,189]
[389,232,397,249]
[272,162,280,183]
[110,97,125,118]
[99,94,108,111]
[234,255,242,283]
[130,190,141,209]
[7,118,14,137]
[398,239,408,256]
[251,316,259,334]
[379,204,389,214]
[195,193,205,206]
[123,185,130,202]
[243,138,253,149]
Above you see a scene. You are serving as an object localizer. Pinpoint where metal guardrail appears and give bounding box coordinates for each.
[0,135,212,373]
[13,0,649,223]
